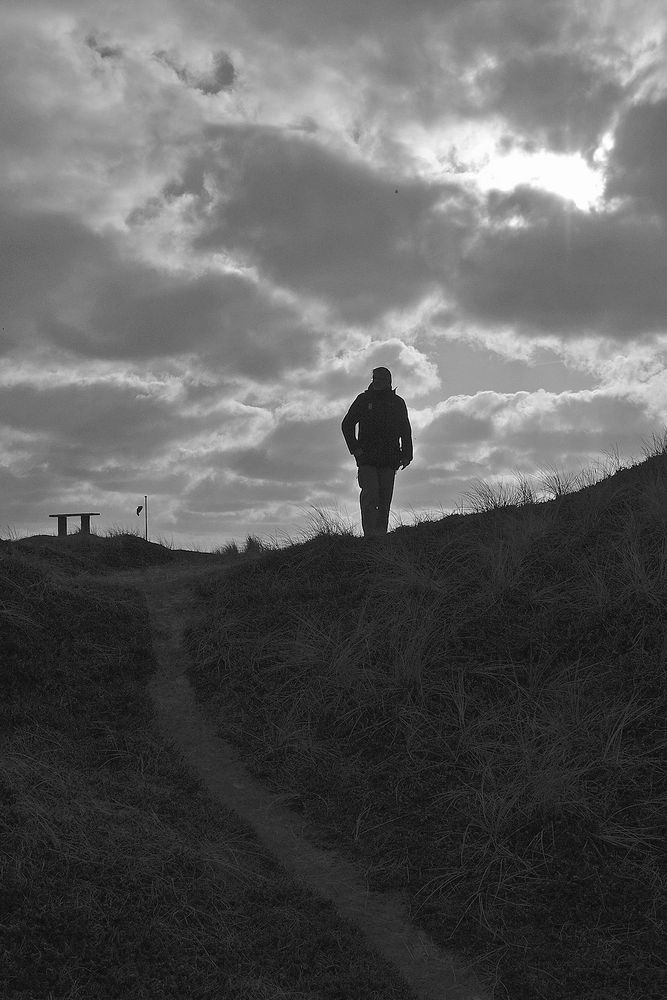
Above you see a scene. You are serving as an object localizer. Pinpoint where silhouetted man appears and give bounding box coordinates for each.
[342,367,413,538]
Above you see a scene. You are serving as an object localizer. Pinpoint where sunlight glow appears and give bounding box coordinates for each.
[477,150,605,211]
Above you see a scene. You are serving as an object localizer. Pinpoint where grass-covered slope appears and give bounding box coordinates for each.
[3,531,189,574]
[186,450,667,1000]
[0,541,415,999]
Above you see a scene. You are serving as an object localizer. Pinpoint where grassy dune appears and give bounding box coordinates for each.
[0,535,415,999]
[186,443,667,1000]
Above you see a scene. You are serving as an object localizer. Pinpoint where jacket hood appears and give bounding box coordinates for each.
[366,383,396,394]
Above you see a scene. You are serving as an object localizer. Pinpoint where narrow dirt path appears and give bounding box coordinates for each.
[121,562,491,1000]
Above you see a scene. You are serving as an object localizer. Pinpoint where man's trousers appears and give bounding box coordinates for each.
[357,465,396,537]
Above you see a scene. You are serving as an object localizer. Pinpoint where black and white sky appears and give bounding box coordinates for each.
[2,0,666,547]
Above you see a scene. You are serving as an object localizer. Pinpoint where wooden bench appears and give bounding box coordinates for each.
[49,512,101,537]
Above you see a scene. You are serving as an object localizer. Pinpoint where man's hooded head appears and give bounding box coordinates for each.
[369,367,392,391]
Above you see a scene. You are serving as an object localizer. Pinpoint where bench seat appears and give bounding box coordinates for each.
[49,512,101,536]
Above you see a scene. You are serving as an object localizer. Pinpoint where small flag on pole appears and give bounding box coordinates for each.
[137,496,148,540]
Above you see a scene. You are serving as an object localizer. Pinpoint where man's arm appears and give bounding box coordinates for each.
[399,401,413,467]
[341,395,364,454]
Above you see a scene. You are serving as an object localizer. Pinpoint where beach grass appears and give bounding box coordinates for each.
[185,434,667,999]
[0,539,415,998]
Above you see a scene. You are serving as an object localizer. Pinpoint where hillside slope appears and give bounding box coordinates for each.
[1,542,419,999]
[186,450,667,999]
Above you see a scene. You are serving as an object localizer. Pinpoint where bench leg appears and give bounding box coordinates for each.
[57,515,68,537]
[80,514,91,534]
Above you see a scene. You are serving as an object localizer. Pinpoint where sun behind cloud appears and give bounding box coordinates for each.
[477,148,606,210]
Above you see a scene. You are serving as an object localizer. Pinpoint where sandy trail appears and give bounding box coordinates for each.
[112,562,490,1000]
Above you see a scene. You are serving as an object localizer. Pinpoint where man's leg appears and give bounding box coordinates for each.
[357,465,380,537]
[376,467,396,535]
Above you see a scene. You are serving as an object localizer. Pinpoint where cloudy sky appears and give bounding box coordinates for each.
[2,0,667,548]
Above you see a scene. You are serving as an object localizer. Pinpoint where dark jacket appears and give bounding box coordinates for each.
[341,384,413,470]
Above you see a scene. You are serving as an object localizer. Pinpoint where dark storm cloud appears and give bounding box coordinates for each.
[606,96,667,216]
[0,374,273,526]
[224,414,341,484]
[452,187,667,338]
[197,52,235,95]
[3,207,317,376]
[474,52,622,153]
[0,380,184,527]
[0,382,174,454]
[424,407,495,444]
[155,49,235,94]
[48,272,234,359]
[181,471,326,531]
[85,34,123,60]
[355,2,622,140]
[0,208,100,353]
[190,126,467,323]
[237,0,470,44]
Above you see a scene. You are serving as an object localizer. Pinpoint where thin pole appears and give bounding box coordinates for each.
[144,495,148,541]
